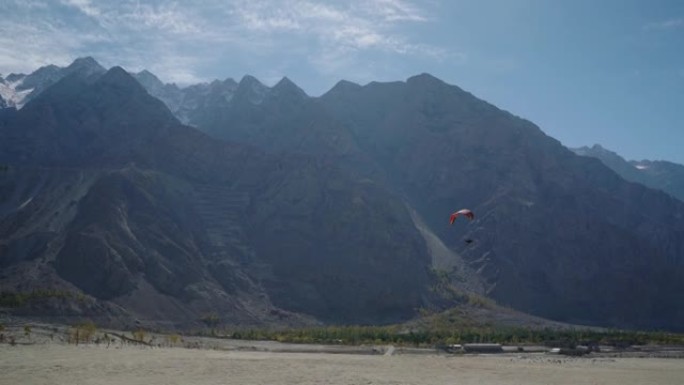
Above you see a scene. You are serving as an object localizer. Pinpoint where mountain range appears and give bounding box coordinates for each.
[572,144,684,203]
[1,58,682,331]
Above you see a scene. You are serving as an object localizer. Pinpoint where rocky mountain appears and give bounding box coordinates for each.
[132,70,240,125]
[148,71,684,331]
[3,58,684,332]
[573,144,684,203]
[318,76,684,330]
[0,74,32,109]
[631,160,684,202]
[0,57,106,110]
[0,61,439,328]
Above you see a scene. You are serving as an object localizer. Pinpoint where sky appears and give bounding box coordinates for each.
[1,0,682,163]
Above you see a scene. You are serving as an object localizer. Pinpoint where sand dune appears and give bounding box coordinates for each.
[2,344,683,385]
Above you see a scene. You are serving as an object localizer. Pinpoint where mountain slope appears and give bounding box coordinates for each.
[155,70,684,330]
[0,58,105,110]
[317,74,684,330]
[573,144,684,203]
[632,159,684,202]
[6,61,684,331]
[133,70,240,125]
[0,64,438,328]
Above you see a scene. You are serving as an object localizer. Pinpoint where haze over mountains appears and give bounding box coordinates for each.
[572,144,684,203]
[1,58,682,331]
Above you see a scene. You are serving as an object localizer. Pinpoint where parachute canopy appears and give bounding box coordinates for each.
[449,209,474,224]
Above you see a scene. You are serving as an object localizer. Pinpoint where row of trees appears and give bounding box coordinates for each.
[226,325,684,347]
[3,319,682,349]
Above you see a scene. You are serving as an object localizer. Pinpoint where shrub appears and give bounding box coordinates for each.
[68,322,98,344]
[132,329,146,342]
[24,325,31,341]
[166,333,181,346]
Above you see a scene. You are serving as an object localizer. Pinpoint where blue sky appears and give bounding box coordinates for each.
[1,0,682,163]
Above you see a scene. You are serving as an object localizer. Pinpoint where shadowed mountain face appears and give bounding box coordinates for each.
[3,59,684,331]
[320,76,684,330]
[573,144,684,203]
[155,72,684,330]
[323,76,684,330]
[0,63,436,328]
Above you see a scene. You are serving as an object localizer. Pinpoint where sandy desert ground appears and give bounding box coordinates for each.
[1,323,683,385]
[1,342,683,385]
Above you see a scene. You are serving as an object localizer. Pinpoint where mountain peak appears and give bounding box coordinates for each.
[236,75,269,104]
[222,77,238,87]
[336,79,361,88]
[321,79,362,99]
[572,144,623,160]
[137,69,158,80]
[134,69,165,90]
[238,74,262,86]
[272,76,307,98]
[64,56,106,80]
[6,73,26,83]
[99,66,141,86]
[274,76,294,87]
[407,72,445,85]
[94,66,151,98]
[590,144,620,157]
[18,64,60,90]
[70,56,99,66]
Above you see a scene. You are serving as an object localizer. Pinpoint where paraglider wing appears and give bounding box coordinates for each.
[449,209,474,224]
[449,212,458,224]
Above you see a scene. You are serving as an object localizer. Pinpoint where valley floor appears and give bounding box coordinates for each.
[2,343,683,385]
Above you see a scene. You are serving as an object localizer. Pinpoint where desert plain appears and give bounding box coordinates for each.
[1,324,683,385]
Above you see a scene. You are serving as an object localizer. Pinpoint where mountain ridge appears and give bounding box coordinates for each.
[158,66,684,330]
[572,144,684,203]
[0,62,442,329]
[2,58,683,331]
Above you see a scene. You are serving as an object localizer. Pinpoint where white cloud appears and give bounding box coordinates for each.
[229,0,435,54]
[224,0,454,79]
[60,1,204,35]
[231,1,304,32]
[0,0,458,89]
[123,3,203,35]
[356,0,428,22]
[643,18,683,31]
[0,15,108,74]
[61,0,101,18]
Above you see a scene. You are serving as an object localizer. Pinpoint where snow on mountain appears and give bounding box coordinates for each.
[133,70,241,125]
[0,74,33,108]
[572,144,684,202]
[0,57,105,110]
